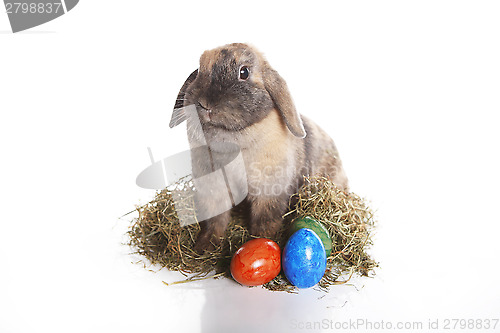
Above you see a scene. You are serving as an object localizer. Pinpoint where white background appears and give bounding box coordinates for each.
[1,1,500,332]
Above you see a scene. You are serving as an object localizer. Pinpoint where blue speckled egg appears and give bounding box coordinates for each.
[282,228,327,289]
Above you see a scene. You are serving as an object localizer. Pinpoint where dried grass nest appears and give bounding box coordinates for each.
[127,176,378,292]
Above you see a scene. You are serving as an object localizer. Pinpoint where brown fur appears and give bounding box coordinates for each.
[170,43,348,252]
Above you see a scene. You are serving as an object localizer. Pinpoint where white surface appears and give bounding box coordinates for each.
[1,1,500,332]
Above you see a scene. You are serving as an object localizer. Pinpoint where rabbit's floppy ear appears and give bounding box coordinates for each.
[169,69,198,128]
[262,63,306,138]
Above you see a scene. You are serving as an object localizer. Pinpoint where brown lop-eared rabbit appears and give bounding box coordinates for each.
[170,43,348,253]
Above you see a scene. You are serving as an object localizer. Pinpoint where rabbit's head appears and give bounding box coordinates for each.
[170,43,306,138]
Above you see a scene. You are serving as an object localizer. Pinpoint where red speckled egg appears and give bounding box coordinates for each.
[230,238,281,286]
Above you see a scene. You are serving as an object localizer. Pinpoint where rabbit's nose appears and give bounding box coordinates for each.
[197,101,213,121]
[198,101,211,111]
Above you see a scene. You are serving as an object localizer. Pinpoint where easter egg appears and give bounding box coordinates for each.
[230,238,281,286]
[289,216,332,257]
[282,228,327,288]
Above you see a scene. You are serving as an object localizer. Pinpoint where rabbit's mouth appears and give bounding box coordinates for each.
[196,101,250,132]
[196,103,233,130]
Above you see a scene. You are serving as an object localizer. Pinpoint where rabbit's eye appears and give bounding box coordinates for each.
[239,66,250,80]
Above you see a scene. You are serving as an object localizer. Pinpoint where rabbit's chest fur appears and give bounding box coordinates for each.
[240,110,299,197]
[189,109,300,198]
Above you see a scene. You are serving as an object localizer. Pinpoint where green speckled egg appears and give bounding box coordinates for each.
[289,217,332,257]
